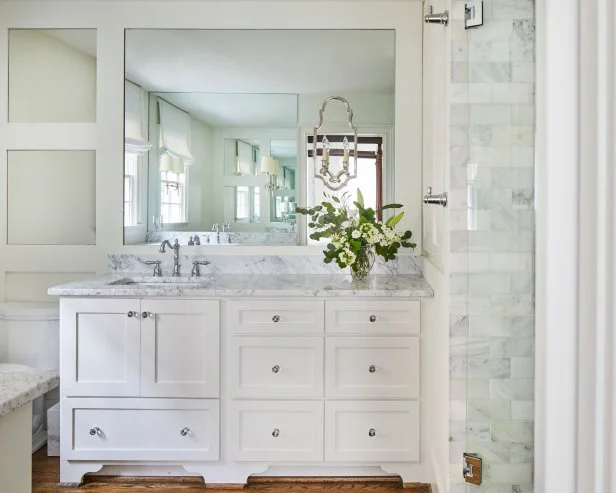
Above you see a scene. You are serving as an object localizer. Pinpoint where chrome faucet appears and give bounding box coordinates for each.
[159,239,181,276]
[212,223,220,243]
[223,221,231,232]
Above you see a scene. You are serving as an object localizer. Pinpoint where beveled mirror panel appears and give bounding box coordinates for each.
[124,29,394,246]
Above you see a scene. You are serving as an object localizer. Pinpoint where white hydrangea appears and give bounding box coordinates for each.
[338,249,356,266]
[351,230,362,239]
[341,220,352,229]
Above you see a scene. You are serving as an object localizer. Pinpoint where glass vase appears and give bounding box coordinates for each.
[350,247,375,281]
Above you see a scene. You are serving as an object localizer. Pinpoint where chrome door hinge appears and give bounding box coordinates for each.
[465,1,484,29]
[463,453,482,485]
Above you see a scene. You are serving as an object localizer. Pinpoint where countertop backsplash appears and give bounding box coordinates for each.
[108,253,423,277]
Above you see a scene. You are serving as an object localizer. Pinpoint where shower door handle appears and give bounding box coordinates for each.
[423,187,448,207]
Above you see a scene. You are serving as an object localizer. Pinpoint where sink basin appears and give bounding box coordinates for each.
[108,277,209,286]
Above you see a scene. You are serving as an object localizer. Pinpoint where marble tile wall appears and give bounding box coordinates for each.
[449,0,535,492]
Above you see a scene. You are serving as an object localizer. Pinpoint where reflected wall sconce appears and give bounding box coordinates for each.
[312,96,358,191]
[260,156,280,192]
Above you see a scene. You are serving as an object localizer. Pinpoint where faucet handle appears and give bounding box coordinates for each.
[191,260,211,277]
[188,236,195,246]
[212,223,219,232]
[145,260,162,277]
[173,239,180,249]
[194,235,201,245]
[223,221,231,232]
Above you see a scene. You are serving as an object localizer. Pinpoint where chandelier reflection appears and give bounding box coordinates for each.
[312,96,358,191]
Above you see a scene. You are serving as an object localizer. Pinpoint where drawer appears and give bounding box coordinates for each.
[229,401,324,462]
[325,300,420,334]
[62,398,219,461]
[225,300,324,334]
[229,337,323,398]
[325,401,419,462]
[326,337,419,398]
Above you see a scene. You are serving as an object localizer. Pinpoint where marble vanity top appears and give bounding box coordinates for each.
[0,370,59,418]
[48,273,433,298]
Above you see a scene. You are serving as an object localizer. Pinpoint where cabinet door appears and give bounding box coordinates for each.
[140,299,220,398]
[61,298,141,397]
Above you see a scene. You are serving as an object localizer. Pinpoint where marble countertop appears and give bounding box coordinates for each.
[0,370,59,418]
[48,274,433,298]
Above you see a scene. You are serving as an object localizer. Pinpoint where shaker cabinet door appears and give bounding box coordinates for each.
[61,298,141,397]
[140,299,220,398]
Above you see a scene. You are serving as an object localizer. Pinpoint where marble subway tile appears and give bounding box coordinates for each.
[511,146,535,167]
[451,103,470,124]
[468,356,511,379]
[468,40,511,63]
[511,104,536,124]
[511,443,534,463]
[470,125,494,146]
[492,125,535,147]
[491,252,533,272]
[450,440,468,464]
[467,399,511,421]
[450,230,470,253]
[450,356,467,378]
[450,378,467,400]
[511,20,536,62]
[468,421,492,442]
[491,83,535,104]
[468,379,491,399]
[450,399,468,421]
[450,314,470,336]
[491,295,535,316]
[471,146,512,167]
[511,357,535,378]
[448,189,468,210]
[512,62,536,83]
[468,274,511,295]
[468,62,513,83]
[467,440,512,463]
[491,379,535,400]
[450,336,491,356]
[451,62,469,83]
[492,421,533,442]
[469,315,534,337]
[512,188,535,209]
[511,400,534,420]
[489,463,533,484]
[491,337,533,358]
[450,295,492,316]
[449,419,467,442]
[492,0,534,20]
[470,104,513,125]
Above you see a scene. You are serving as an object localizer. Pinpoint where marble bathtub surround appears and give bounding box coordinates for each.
[108,253,422,277]
[49,273,433,298]
[0,369,59,417]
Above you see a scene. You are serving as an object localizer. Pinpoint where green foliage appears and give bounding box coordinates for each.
[295,189,416,269]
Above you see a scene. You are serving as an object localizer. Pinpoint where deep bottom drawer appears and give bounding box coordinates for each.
[325,401,419,462]
[63,398,219,461]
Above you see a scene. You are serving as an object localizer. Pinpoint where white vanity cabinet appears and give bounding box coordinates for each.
[59,294,425,485]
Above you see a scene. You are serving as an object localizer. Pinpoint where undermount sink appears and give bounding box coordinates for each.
[108,276,210,286]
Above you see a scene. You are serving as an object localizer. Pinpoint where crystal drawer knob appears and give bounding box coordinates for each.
[369,315,377,322]
[368,428,376,437]
[141,311,150,319]
[127,311,135,318]
[89,427,101,436]
[272,428,280,437]
[180,427,191,437]
[272,365,280,373]
[272,315,280,322]
[369,365,376,373]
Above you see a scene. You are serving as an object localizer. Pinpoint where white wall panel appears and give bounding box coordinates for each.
[8,29,96,123]
[7,150,96,245]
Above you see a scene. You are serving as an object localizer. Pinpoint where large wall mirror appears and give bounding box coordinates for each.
[124,29,395,246]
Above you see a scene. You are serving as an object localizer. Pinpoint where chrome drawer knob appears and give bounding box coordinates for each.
[272,428,280,437]
[89,427,101,436]
[272,315,280,322]
[369,315,377,322]
[369,428,376,437]
[180,427,191,437]
[369,365,377,373]
[127,311,135,318]
[272,365,280,373]
[141,311,150,319]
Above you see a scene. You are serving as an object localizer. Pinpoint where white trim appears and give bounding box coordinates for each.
[535,1,580,492]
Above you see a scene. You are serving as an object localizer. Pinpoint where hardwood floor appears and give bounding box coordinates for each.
[32,448,430,492]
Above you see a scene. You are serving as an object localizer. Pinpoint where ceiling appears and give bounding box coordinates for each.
[157,93,298,127]
[125,29,395,94]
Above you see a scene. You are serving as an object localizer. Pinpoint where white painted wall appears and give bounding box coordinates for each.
[8,29,96,123]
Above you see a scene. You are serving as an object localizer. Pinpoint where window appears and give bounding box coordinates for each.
[124,152,143,226]
[235,186,260,223]
[160,169,186,224]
